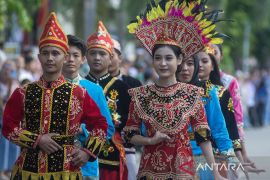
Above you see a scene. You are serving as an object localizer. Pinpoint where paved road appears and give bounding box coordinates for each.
[135,126,270,179]
[243,126,270,180]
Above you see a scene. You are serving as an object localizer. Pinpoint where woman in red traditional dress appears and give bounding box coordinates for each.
[123,0,228,179]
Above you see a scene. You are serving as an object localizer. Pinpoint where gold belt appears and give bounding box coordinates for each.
[99,159,120,166]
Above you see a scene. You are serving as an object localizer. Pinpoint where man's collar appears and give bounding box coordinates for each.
[88,73,110,82]
[65,75,83,84]
[37,75,66,88]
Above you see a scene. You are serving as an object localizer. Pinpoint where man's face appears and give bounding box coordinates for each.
[38,46,67,74]
[62,45,84,75]
[108,49,121,74]
[86,48,111,74]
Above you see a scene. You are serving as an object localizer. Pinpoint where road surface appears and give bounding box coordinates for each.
[242,126,270,180]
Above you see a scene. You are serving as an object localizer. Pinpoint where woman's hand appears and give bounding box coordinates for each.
[149,131,171,145]
[212,164,228,180]
[213,173,228,180]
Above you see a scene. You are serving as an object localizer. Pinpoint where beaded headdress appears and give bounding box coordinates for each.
[39,12,68,53]
[87,21,114,55]
[128,0,225,58]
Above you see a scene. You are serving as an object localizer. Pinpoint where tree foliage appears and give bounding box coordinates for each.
[208,0,270,69]
[0,0,40,31]
[2,0,270,69]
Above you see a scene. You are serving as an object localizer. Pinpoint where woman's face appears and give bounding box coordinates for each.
[153,46,182,80]
[211,44,222,64]
[177,57,195,83]
[197,51,213,81]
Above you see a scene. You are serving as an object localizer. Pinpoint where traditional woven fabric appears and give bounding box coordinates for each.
[87,21,114,55]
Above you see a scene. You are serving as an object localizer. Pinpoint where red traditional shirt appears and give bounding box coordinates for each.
[124,82,210,180]
[2,75,107,180]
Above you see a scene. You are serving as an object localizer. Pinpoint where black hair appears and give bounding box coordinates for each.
[215,44,223,56]
[176,55,201,86]
[67,34,87,56]
[152,44,182,58]
[189,55,200,86]
[208,53,223,86]
[25,56,34,64]
[114,48,121,56]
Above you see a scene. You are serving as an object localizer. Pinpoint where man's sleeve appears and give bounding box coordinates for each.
[3,88,41,149]
[81,92,108,159]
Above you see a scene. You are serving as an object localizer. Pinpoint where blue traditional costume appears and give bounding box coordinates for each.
[65,75,115,178]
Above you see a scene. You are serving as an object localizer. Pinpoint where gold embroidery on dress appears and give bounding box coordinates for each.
[227,97,234,112]
[108,89,121,126]
[196,129,208,140]
[129,83,203,135]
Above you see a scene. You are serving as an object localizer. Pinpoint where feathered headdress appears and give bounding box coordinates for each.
[128,0,225,58]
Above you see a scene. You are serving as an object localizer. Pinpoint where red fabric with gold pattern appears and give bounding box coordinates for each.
[124,83,210,179]
[87,21,113,55]
[2,75,108,179]
[39,12,68,53]
[135,17,204,57]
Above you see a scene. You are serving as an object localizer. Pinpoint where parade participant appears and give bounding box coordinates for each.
[62,34,115,180]
[109,38,142,180]
[177,54,243,179]
[196,51,242,153]
[211,44,261,173]
[197,49,265,178]
[124,0,227,179]
[0,61,20,180]
[85,21,130,180]
[109,39,142,89]
[211,44,246,142]
[2,12,108,180]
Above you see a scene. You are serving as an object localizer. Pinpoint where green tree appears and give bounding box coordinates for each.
[208,0,270,70]
[49,0,145,42]
[0,0,40,31]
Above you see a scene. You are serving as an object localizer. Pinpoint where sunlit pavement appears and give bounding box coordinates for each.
[134,126,270,179]
[243,126,270,180]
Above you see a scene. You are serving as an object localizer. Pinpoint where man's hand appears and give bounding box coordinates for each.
[38,133,62,154]
[71,148,90,167]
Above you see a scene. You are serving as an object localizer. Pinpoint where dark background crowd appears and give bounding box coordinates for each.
[1,0,270,179]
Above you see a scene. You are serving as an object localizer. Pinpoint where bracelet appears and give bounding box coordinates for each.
[221,149,239,164]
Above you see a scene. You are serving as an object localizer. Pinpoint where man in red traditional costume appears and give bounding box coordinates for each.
[2,12,108,180]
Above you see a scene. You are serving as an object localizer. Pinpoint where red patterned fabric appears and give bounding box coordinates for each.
[135,17,204,58]
[99,161,128,180]
[39,12,68,53]
[124,82,209,179]
[87,21,113,55]
[2,75,107,179]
